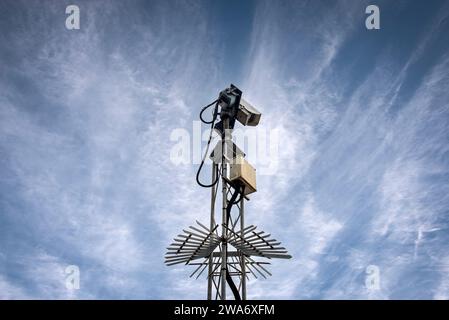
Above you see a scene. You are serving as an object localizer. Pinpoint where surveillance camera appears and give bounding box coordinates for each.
[236,98,261,127]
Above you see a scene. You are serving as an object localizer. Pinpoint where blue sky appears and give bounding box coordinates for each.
[1,0,449,299]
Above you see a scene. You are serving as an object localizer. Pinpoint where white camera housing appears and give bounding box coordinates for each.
[236,98,261,127]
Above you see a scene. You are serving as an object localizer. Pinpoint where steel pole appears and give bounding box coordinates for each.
[207,163,216,300]
[220,118,230,300]
[240,196,246,300]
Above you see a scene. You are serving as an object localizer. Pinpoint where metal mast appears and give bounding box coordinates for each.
[165,84,292,300]
[220,117,229,300]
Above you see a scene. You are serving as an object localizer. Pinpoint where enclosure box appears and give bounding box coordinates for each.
[229,155,257,195]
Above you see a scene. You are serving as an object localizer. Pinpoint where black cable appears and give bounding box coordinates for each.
[195,139,219,187]
[226,186,241,225]
[196,101,220,188]
[230,186,245,205]
[226,269,242,301]
[224,184,245,301]
[200,99,218,124]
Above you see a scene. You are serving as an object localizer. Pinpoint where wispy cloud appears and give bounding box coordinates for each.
[1,0,448,299]
[0,0,225,299]
[240,0,449,300]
